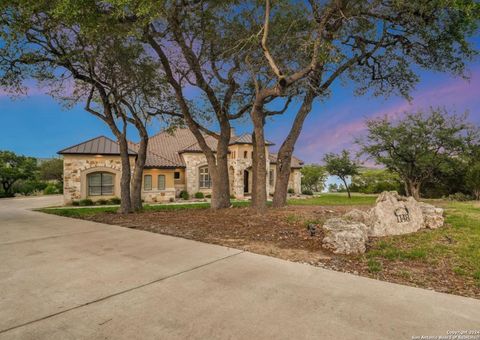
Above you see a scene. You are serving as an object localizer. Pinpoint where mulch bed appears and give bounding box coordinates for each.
[84,205,480,299]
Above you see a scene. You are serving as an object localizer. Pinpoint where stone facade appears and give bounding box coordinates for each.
[62,142,301,204]
[63,155,135,204]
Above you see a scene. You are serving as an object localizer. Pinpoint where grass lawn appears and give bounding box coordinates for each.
[289,192,377,206]
[39,192,480,298]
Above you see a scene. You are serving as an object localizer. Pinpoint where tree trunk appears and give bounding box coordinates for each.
[131,129,148,212]
[341,178,351,198]
[117,136,133,214]
[251,106,268,212]
[210,126,232,209]
[272,91,314,208]
[407,180,421,200]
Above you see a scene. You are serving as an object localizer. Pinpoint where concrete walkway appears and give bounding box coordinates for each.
[0,196,479,339]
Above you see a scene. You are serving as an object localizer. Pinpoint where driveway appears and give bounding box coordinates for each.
[1,196,479,339]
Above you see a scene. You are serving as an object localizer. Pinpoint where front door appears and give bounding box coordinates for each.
[243,170,249,193]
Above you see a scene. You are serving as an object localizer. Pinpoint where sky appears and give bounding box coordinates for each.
[1,41,480,162]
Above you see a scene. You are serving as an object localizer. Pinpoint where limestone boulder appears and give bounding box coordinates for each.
[418,202,444,229]
[322,218,368,255]
[367,191,425,237]
[343,209,370,224]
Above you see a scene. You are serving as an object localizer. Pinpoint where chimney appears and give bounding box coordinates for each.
[230,127,236,137]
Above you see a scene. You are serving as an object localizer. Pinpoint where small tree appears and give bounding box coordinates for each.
[323,150,359,198]
[301,164,327,192]
[359,109,477,199]
[0,151,37,197]
[466,163,480,200]
[38,158,63,183]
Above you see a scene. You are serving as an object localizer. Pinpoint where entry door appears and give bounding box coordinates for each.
[243,170,249,193]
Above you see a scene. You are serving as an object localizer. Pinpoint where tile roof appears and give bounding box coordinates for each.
[58,136,137,155]
[269,153,304,168]
[230,134,274,146]
[59,129,303,169]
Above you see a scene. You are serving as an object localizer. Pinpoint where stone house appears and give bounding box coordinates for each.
[58,128,303,204]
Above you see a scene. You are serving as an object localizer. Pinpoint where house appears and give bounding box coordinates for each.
[58,128,303,204]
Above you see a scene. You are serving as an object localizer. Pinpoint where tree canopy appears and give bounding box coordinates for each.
[0,150,37,197]
[323,150,359,198]
[359,108,478,199]
[300,164,328,192]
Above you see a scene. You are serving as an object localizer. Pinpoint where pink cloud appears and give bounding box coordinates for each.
[295,66,480,164]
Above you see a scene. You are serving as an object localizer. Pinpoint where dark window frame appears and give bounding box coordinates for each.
[88,172,114,196]
[199,166,212,188]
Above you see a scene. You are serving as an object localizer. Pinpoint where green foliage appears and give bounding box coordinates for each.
[350,169,403,194]
[43,183,60,195]
[79,198,94,206]
[323,150,359,197]
[179,190,189,200]
[287,188,295,194]
[108,197,121,205]
[0,151,38,196]
[71,201,80,206]
[38,158,63,182]
[447,192,473,202]
[360,109,478,198]
[13,179,47,196]
[465,162,480,199]
[300,164,327,192]
[194,192,204,199]
[367,259,382,274]
[96,199,108,205]
[301,189,313,195]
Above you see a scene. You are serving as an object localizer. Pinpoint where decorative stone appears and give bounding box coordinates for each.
[418,202,444,229]
[343,209,370,224]
[367,191,425,237]
[322,218,369,255]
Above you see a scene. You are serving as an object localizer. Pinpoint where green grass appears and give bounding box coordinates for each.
[288,192,377,206]
[38,201,252,218]
[365,201,480,286]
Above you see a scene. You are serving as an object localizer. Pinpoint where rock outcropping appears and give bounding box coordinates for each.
[322,218,368,255]
[321,192,444,255]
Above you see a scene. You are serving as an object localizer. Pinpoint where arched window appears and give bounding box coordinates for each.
[88,172,114,196]
[244,151,248,158]
[199,166,211,188]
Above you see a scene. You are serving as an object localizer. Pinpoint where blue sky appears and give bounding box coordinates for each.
[1,40,480,162]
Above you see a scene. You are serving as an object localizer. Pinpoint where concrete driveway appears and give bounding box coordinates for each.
[1,196,479,339]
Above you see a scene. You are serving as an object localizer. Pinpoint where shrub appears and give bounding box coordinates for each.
[169,197,174,202]
[302,189,313,195]
[205,194,212,198]
[13,180,48,196]
[108,197,121,205]
[447,192,473,201]
[71,201,80,206]
[194,192,204,199]
[180,190,189,200]
[96,199,108,205]
[79,198,94,206]
[43,183,60,195]
[287,188,295,194]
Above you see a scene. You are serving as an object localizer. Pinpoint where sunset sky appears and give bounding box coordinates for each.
[1,38,479,164]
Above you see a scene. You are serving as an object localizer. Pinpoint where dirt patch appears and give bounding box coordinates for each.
[83,204,480,299]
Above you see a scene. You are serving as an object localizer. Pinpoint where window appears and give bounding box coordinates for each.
[199,166,211,188]
[158,175,166,190]
[88,172,114,196]
[144,175,152,191]
[269,169,275,186]
[174,172,180,180]
[244,151,248,158]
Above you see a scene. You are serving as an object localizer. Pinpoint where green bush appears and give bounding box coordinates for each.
[13,180,48,196]
[180,190,189,200]
[447,192,473,201]
[169,197,174,202]
[302,189,313,195]
[43,183,60,195]
[79,198,94,206]
[71,201,80,206]
[96,199,108,205]
[287,188,295,194]
[108,197,121,205]
[205,194,212,198]
[194,192,204,199]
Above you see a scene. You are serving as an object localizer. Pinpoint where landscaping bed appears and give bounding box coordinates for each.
[40,194,480,299]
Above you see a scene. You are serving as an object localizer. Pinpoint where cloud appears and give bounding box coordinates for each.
[295,66,480,163]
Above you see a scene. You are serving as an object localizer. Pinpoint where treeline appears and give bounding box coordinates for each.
[0,151,63,198]
[307,109,480,200]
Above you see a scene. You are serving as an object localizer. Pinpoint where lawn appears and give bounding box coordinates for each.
[39,193,480,298]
